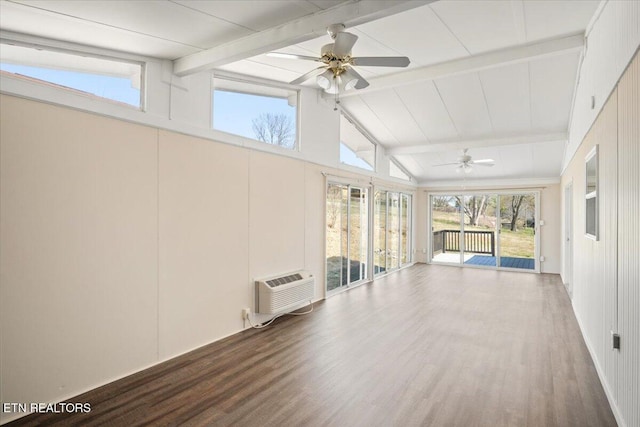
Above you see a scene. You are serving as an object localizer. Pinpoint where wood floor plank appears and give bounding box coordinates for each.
[5,265,617,427]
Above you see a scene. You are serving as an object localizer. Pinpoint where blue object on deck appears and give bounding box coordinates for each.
[465,255,534,269]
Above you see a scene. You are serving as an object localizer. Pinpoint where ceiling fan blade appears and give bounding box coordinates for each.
[474,162,495,167]
[352,56,410,67]
[333,32,358,57]
[471,159,495,164]
[432,162,462,167]
[289,66,327,85]
[346,67,370,89]
[267,52,322,62]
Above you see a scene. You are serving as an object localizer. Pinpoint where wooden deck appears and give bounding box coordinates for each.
[465,255,535,269]
[6,264,615,427]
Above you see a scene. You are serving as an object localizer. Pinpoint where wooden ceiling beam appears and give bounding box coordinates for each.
[336,33,585,98]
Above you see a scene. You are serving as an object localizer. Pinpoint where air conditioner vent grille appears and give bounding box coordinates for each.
[266,273,303,288]
[255,271,315,315]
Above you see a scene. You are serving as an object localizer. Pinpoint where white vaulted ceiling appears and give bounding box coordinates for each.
[0,0,600,185]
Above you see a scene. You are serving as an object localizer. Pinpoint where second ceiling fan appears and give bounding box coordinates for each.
[433,149,495,174]
[269,24,410,94]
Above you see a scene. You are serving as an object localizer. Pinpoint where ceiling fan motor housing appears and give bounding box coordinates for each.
[327,23,346,39]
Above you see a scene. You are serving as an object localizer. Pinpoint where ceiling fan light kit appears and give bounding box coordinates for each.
[456,164,473,174]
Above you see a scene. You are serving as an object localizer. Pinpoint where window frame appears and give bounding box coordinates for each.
[373,187,414,277]
[325,177,372,295]
[0,39,145,110]
[211,74,300,151]
[339,112,377,172]
[390,159,413,182]
[585,145,599,240]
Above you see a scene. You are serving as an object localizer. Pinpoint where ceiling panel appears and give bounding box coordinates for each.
[171,1,323,32]
[358,89,428,146]
[478,62,531,134]
[531,140,565,177]
[394,81,459,141]
[354,5,469,67]
[523,0,600,42]
[495,144,534,178]
[433,73,493,137]
[339,96,399,146]
[393,154,426,177]
[217,60,301,83]
[9,1,252,51]
[529,52,580,132]
[429,0,520,54]
[0,1,200,58]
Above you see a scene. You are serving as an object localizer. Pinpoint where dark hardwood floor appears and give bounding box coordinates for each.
[7,264,616,426]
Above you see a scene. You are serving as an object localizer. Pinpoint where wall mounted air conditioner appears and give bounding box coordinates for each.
[255,271,315,315]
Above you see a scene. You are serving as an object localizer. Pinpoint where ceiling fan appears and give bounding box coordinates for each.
[268,23,410,96]
[432,149,495,174]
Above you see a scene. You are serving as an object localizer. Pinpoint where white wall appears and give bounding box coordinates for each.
[157,130,250,358]
[0,93,417,424]
[615,52,640,427]
[564,0,640,170]
[561,52,639,427]
[0,96,159,419]
[560,2,640,425]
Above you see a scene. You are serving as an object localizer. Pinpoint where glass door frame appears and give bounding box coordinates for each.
[373,186,414,277]
[496,192,540,273]
[325,177,373,296]
[428,190,540,273]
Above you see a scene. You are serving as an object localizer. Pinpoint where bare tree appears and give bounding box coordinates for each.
[432,196,454,211]
[502,195,533,231]
[327,185,343,229]
[252,113,294,149]
[455,195,488,226]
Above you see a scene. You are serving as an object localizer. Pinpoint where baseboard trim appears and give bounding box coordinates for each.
[572,306,626,427]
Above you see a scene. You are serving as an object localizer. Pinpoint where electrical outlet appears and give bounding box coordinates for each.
[612,331,621,350]
[242,308,250,319]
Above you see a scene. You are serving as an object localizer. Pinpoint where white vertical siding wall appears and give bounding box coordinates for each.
[561,3,640,424]
[617,54,640,427]
[562,52,640,427]
[562,90,618,416]
[564,0,640,170]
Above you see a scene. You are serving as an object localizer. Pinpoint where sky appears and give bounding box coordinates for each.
[1,61,375,171]
[0,63,140,107]
[213,89,294,142]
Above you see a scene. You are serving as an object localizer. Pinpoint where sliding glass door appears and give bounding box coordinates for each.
[326,184,414,292]
[326,183,369,292]
[375,190,412,275]
[374,191,387,275]
[498,194,536,270]
[400,194,411,265]
[462,195,497,267]
[387,192,400,270]
[430,195,463,264]
[430,193,537,271]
